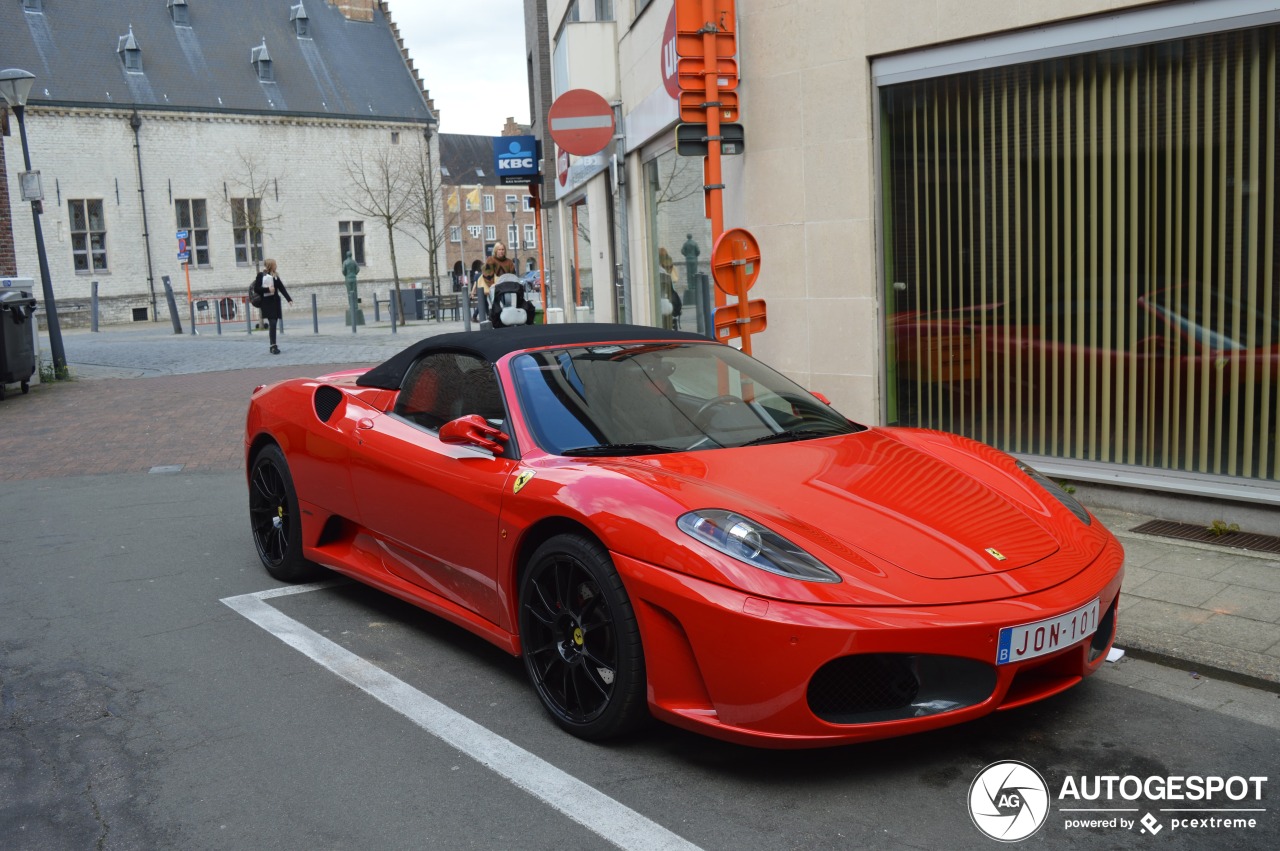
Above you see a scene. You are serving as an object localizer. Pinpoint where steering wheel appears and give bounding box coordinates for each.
[694,394,743,426]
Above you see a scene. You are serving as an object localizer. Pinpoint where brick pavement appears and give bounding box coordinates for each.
[0,363,362,480]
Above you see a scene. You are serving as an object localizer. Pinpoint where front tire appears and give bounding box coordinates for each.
[248,444,319,582]
[518,534,648,741]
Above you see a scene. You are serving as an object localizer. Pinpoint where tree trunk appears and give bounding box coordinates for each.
[387,223,404,325]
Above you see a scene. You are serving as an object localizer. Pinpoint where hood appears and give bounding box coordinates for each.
[593,429,1105,600]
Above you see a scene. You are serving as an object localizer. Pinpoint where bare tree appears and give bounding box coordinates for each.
[217,150,284,272]
[337,144,417,324]
[402,128,456,296]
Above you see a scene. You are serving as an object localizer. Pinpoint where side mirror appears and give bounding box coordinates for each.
[439,414,509,454]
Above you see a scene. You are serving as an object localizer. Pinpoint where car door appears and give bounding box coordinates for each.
[349,352,514,628]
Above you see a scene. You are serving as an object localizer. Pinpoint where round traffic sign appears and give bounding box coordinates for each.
[548,89,615,157]
[711,228,761,295]
[557,148,570,187]
[662,5,679,99]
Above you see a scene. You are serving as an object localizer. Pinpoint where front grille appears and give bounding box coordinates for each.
[314,386,343,423]
[808,654,996,725]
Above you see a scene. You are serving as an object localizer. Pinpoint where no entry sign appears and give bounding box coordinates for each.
[548,89,615,157]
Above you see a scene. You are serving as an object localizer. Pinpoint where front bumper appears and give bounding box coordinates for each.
[616,535,1124,748]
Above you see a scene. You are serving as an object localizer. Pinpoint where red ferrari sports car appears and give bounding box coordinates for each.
[245,323,1123,748]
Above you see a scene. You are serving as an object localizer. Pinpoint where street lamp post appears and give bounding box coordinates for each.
[0,68,67,377]
[505,196,519,271]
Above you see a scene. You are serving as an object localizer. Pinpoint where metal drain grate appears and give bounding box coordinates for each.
[1131,520,1280,555]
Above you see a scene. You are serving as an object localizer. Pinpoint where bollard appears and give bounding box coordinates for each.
[389,294,397,334]
[462,287,472,333]
[161,275,183,334]
[246,299,253,334]
[188,299,198,335]
[312,293,319,334]
[373,294,381,323]
[215,300,222,335]
[90,281,100,332]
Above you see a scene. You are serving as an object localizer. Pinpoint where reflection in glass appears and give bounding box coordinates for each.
[882,27,1279,482]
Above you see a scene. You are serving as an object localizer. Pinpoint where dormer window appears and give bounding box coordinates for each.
[290,3,310,38]
[167,0,190,26]
[118,27,143,73]
[251,41,273,81]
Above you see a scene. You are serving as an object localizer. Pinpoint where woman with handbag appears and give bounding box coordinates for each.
[252,258,293,354]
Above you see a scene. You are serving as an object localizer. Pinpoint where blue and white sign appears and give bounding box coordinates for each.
[493,135,539,186]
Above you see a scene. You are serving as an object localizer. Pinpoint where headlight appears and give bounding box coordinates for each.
[1016,461,1092,525]
[677,509,841,583]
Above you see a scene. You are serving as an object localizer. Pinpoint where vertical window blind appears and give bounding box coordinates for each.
[883,26,1278,482]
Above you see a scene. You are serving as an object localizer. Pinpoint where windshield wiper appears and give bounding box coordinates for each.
[561,442,679,457]
[739,427,842,447]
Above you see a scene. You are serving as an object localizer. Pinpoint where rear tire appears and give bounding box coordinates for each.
[518,534,648,741]
[248,444,319,582]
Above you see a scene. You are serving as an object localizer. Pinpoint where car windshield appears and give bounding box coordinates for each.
[510,342,862,455]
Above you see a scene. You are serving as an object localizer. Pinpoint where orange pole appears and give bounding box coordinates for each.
[571,202,582,308]
[184,260,192,304]
[702,0,726,313]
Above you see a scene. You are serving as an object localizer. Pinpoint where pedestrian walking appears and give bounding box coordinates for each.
[252,258,293,354]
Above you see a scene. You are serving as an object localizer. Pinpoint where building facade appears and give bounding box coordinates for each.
[439,125,541,291]
[1,0,442,325]
[528,0,1279,507]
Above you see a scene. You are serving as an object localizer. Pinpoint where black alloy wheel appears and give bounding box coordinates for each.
[248,444,318,582]
[519,534,647,740]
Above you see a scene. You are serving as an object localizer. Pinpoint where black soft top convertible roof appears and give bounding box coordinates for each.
[356,323,714,389]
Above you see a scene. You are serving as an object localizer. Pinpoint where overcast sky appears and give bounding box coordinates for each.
[384,1,531,137]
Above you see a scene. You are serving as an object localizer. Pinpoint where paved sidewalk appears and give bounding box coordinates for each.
[3,315,1277,692]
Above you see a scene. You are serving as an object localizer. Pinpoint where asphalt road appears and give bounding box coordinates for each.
[2,471,1277,850]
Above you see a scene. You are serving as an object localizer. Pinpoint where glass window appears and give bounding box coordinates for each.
[522,194,534,211]
[468,225,482,238]
[567,199,595,322]
[881,26,1280,483]
[510,343,859,455]
[508,224,519,247]
[68,199,107,272]
[174,199,210,267]
[483,194,495,213]
[644,149,712,334]
[339,220,365,266]
[506,194,518,208]
[231,197,263,265]
[485,225,496,241]
[524,223,536,249]
[450,226,462,243]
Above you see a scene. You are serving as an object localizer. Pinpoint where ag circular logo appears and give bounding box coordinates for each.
[968,760,1050,842]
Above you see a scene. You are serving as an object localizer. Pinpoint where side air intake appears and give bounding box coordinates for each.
[314,386,344,423]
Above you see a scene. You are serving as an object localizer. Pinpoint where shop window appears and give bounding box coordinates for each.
[643,149,711,334]
[881,26,1280,482]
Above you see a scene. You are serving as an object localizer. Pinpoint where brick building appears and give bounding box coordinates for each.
[1,0,441,325]
[438,120,540,291]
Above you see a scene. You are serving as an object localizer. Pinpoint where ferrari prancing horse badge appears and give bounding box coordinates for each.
[513,470,536,494]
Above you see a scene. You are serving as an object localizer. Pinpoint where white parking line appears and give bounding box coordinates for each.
[222,584,705,851]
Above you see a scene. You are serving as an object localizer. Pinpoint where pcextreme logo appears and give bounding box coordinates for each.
[969,762,1269,842]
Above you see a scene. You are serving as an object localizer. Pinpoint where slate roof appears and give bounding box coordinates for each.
[439,133,503,187]
[0,0,434,123]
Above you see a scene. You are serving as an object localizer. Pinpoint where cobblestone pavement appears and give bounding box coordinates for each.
[2,312,1276,693]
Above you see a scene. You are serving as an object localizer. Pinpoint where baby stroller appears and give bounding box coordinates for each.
[488,273,538,328]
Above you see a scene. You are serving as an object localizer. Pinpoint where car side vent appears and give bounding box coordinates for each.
[314,386,344,423]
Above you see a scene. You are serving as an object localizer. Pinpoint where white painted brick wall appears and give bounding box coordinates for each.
[3,107,443,324]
